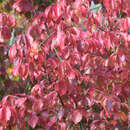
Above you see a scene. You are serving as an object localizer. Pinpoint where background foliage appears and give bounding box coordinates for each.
[0,0,129,130]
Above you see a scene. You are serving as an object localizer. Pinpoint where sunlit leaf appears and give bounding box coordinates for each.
[90,1,102,12]
[72,110,82,124]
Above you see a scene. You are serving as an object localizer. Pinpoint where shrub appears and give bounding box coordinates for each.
[0,0,129,129]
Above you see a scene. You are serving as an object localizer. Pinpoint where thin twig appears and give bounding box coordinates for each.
[54,47,62,61]
[44,22,62,61]
[44,22,50,36]
[44,23,64,107]
[39,30,56,47]
[57,93,64,107]
[98,26,107,32]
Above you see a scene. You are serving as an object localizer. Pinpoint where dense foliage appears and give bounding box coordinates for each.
[0,0,129,129]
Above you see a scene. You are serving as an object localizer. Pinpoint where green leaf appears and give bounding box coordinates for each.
[26,85,32,92]
[13,76,20,81]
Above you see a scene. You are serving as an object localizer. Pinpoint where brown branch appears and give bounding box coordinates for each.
[57,93,65,107]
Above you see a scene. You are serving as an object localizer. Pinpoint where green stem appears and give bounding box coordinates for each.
[79,122,84,130]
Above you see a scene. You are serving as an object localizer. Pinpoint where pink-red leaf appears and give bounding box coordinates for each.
[48,116,57,127]
[28,115,38,128]
[72,110,82,124]
[9,45,17,59]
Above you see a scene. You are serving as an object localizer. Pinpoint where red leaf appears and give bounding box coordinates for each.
[15,97,27,107]
[51,29,66,50]
[32,99,43,112]
[105,38,111,50]
[72,110,82,124]
[55,80,67,96]
[0,106,11,126]
[5,106,11,122]
[28,115,38,128]
[9,45,17,59]
[44,6,52,18]
[57,108,64,120]
[12,64,20,77]
[19,64,29,80]
[0,26,11,43]
[48,116,57,127]
[76,40,87,53]
[59,122,66,130]
[8,15,16,27]
[53,3,62,18]
[0,13,7,26]
[13,0,34,13]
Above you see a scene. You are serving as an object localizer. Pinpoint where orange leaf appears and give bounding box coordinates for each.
[120,112,127,122]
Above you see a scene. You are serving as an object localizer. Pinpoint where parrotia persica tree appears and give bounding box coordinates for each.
[0,0,129,129]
